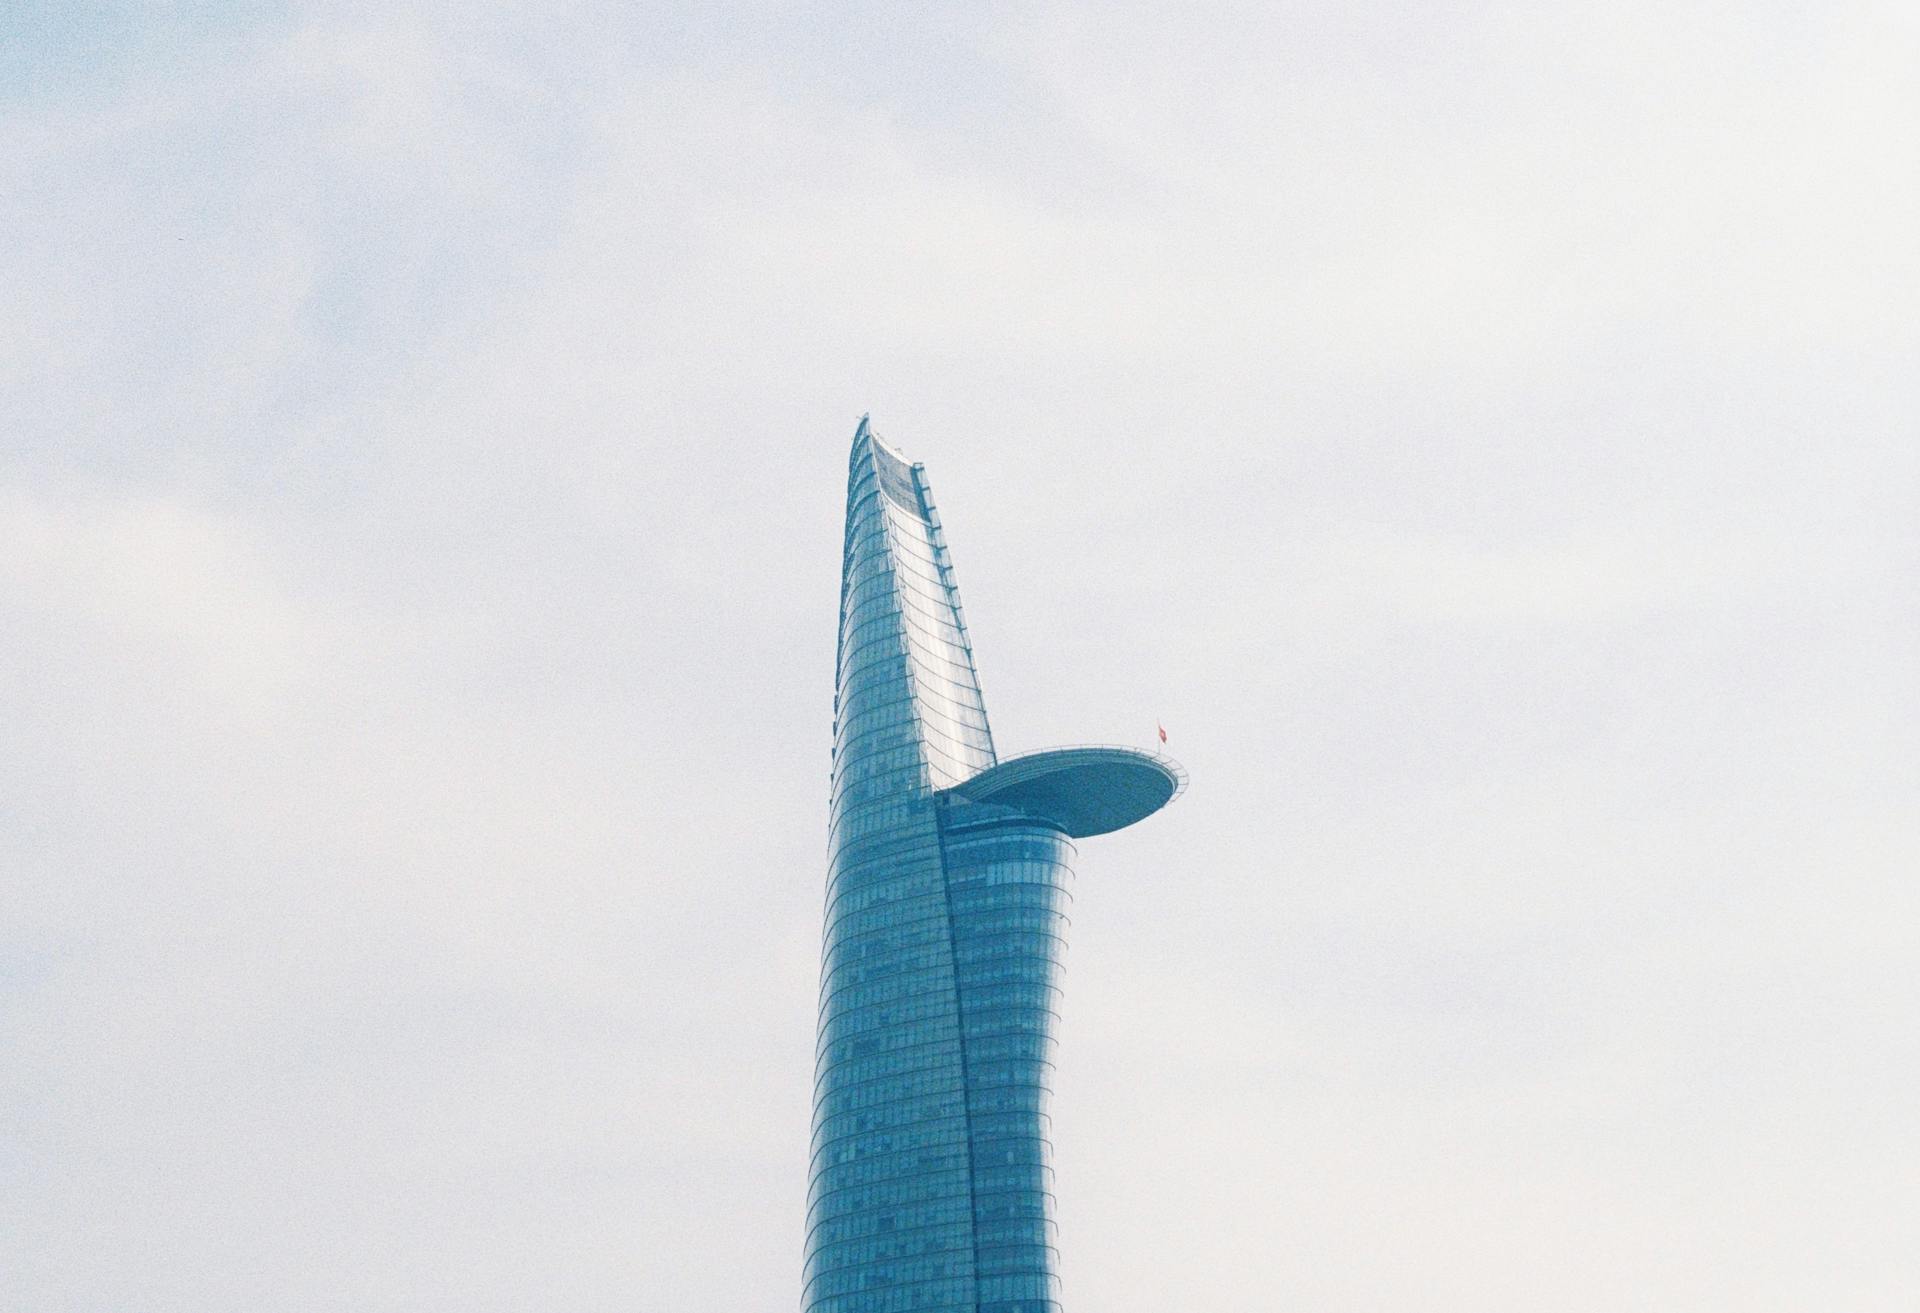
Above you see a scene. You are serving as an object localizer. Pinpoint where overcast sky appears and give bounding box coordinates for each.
[4,3,1916,1310]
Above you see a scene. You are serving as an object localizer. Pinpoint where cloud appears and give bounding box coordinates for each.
[3,3,1915,1310]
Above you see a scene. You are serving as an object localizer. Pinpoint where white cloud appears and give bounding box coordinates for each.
[3,3,1915,1310]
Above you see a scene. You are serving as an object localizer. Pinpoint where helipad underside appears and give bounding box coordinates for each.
[941,746,1185,838]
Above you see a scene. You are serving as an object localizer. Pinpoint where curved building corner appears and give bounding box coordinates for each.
[808,418,1182,1313]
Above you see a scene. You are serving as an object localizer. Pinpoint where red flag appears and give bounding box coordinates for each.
[1157,722,1168,744]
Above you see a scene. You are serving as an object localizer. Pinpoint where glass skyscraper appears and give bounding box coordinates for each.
[806,420,1184,1313]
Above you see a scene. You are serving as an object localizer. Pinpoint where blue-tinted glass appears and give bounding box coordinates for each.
[809,421,1174,1313]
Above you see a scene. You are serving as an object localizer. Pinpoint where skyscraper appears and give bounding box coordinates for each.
[806,420,1184,1313]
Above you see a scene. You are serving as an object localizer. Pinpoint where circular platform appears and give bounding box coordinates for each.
[942,746,1186,838]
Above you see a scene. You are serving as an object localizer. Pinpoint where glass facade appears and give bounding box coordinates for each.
[808,420,1179,1313]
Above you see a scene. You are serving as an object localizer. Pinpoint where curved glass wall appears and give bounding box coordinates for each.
[809,420,1167,1313]
[937,811,1074,1313]
[811,422,995,1313]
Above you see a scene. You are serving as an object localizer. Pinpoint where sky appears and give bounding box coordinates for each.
[3,3,1916,1310]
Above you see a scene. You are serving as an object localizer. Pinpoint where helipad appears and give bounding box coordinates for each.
[942,745,1187,838]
